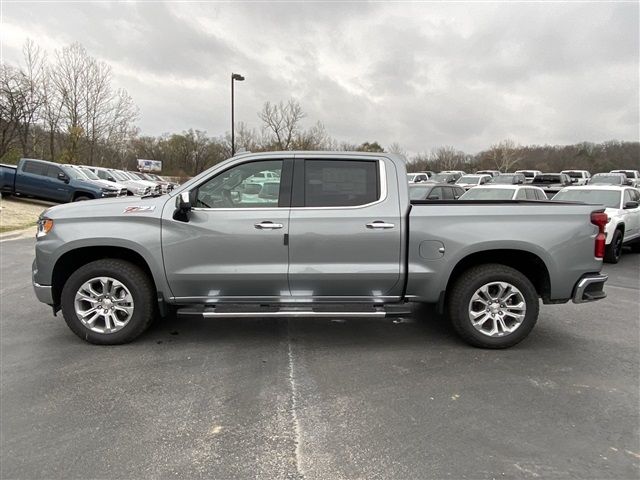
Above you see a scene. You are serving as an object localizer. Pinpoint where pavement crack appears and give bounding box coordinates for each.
[287,320,305,479]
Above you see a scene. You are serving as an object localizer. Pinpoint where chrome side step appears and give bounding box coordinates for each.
[177,304,411,319]
[202,311,386,318]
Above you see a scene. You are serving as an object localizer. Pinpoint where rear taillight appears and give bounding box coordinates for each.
[591,211,608,259]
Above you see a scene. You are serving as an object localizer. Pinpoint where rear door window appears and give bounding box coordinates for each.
[301,160,379,207]
[442,187,455,200]
[624,190,633,204]
[427,187,443,200]
[22,161,47,176]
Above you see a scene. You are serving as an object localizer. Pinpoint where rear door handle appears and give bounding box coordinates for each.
[366,221,395,229]
[255,221,284,230]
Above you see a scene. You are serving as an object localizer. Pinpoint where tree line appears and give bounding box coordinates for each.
[2,40,638,177]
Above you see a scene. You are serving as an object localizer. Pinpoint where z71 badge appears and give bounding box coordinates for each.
[123,206,156,214]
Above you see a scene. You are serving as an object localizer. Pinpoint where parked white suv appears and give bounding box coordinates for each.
[552,186,640,263]
[407,172,430,183]
[610,170,640,188]
[459,184,547,200]
[561,170,591,185]
[515,170,543,184]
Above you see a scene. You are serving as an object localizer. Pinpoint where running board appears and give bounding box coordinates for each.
[176,304,411,319]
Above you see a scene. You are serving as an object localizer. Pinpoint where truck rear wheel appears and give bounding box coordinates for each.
[60,259,155,344]
[447,264,539,349]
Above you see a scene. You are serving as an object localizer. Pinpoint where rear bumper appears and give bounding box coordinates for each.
[572,274,608,304]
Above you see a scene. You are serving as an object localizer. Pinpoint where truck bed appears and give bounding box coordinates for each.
[406,200,603,303]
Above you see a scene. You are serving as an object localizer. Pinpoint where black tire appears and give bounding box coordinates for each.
[604,229,623,263]
[73,195,92,202]
[447,264,540,349]
[60,259,155,344]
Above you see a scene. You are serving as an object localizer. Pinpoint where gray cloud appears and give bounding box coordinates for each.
[2,1,638,154]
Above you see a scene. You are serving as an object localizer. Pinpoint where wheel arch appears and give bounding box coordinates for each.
[72,191,96,201]
[444,249,552,304]
[51,245,158,309]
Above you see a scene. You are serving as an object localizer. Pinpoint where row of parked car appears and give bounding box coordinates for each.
[407,168,640,263]
[0,158,179,203]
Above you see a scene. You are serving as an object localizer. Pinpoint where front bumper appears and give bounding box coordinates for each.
[33,282,53,305]
[32,259,53,304]
[572,274,608,304]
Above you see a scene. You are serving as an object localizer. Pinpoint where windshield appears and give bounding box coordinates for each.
[562,171,583,179]
[591,175,623,185]
[127,171,145,180]
[62,166,86,180]
[409,185,432,199]
[457,175,481,184]
[553,189,621,209]
[532,175,561,183]
[460,188,515,200]
[109,170,130,181]
[612,171,635,179]
[489,175,517,184]
[430,173,451,182]
[80,168,100,180]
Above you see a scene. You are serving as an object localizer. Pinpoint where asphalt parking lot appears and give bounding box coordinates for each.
[1,237,638,480]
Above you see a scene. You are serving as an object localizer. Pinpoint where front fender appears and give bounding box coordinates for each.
[33,215,171,301]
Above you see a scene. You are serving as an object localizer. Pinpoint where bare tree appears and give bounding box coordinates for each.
[258,99,305,150]
[387,142,407,158]
[487,139,522,172]
[52,43,90,162]
[293,121,333,150]
[16,40,46,157]
[431,145,465,171]
[0,65,26,158]
[41,65,64,161]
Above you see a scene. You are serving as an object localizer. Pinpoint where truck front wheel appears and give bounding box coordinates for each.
[447,264,539,349]
[60,259,155,344]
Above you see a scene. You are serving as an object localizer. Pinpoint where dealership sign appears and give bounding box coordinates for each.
[137,159,162,172]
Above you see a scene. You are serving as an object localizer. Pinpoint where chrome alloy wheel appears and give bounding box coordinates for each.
[468,281,526,337]
[74,277,134,334]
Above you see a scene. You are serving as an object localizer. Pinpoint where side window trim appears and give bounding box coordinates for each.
[291,158,387,210]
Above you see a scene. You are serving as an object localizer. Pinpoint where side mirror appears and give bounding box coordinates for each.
[173,191,192,222]
[57,172,69,183]
[624,201,639,209]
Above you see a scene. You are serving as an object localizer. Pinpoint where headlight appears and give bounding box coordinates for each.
[101,188,117,196]
[37,218,54,238]
[136,187,147,195]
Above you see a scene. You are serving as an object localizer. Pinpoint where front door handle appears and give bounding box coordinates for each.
[366,221,395,229]
[255,221,284,230]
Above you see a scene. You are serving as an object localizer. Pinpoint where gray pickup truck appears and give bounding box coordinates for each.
[32,151,608,348]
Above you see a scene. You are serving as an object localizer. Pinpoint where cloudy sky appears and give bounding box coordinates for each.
[2,1,638,154]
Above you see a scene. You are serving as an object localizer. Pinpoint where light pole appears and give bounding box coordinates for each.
[231,73,245,156]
